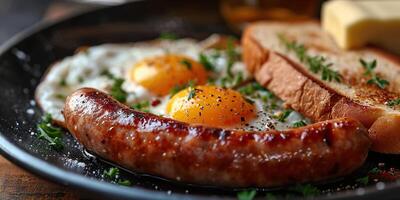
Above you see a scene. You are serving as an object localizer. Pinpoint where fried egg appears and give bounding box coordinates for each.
[35,35,308,131]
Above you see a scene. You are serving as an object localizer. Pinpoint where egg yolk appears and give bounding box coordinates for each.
[130,55,208,96]
[166,85,255,127]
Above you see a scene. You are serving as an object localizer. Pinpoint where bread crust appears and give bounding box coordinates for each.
[242,22,400,154]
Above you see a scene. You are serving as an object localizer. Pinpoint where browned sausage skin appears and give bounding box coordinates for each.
[63,87,371,187]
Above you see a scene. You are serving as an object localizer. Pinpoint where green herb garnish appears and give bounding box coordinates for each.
[37,113,63,150]
[55,94,66,100]
[169,80,196,97]
[199,53,215,71]
[103,167,119,179]
[117,179,132,186]
[238,82,266,96]
[356,176,369,186]
[226,37,240,78]
[131,100,150,112]
[159,32,178,40]
[237,190,256,200]
[387,98,400,107]
[289,184,320,197]
[360,58,377,76]
[78,76,84,83]
[360,59,389,89]
[103,167,132,187]
[110,78,128,103]
[275,110,292,122]
[292,120,307,128]
[265,193,277,200]
[367,76,389,89]
[59,78,66,86]
[369,167,382,175]
[188,87,196,100]
[221,72,243,88]
[278,34,342,83]
[180,59,192,70]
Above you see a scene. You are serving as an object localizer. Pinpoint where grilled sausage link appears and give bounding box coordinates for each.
[63,88,371,187]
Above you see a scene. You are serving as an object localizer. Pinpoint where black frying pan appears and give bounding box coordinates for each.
[0,0,399,199]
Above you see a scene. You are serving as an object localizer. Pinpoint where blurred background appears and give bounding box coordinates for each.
[0,0,325,45]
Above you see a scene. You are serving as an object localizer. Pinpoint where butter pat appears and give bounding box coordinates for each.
[322,0,400,53]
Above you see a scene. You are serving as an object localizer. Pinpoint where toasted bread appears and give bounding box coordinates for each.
[242,21,400,154]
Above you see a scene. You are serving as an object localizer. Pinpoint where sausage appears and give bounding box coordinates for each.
[63,87,371,187]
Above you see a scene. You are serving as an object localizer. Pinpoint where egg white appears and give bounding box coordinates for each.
[35,35,307,131]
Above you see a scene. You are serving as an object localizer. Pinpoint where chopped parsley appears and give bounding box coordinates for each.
[37,113,63,150]
[55,94,66,100]
[159,32,178,40]
[356,176,369,186]
[369,167,382,175]
[101,70,128,103]
[360,58,377,76]
[275,110,292,122]
[360,58,389,89]
[111,78,128,103]
[387,98,400,107]
[265,193,277,200]
[237,190,257,200]
[59,78,66,86]
[221,72,243,88]
[117,179,132,186]
[180,59,192,70]
[169,80,196,97]
[289,184,320,197]
[131,100,150,112]
[199,53,215,71]
[78,76,84,83]
[187,87,196,100]
[238,82,266,96]
[367,76,389,89]
[103,167,132,187]
[226,37,240,78]
[292,120,307,128]
[278,34,342,83]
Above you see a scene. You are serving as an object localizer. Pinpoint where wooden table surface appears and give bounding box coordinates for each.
[0,156,81,200]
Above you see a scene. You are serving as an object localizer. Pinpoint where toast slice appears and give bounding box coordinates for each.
[242,21,400,154]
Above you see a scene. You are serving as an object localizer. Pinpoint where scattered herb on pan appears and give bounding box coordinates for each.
[103,167,132,186]
[101,70,128,103]
[131,100,150,112]
[265,193,277,200]
[110,78,128,103]
[359,58,389,89]
[159,32,178,40]
[187,87,197,100]
[369,167,382,175]
[59,78,67,86]
[239,82,266,96]
[367,75,389,89]
[274,110,292,122]
[278,34,342,83]
[237,189,257,200]
[356,176,369,186]
[292,120,307,128]
[289,184,320,197]
[54,94,66,100]
[169,80,196,97]
[36,113,63,150]
[78,76,84,83]
[199,53,215,71]
[226,37,240,78]
[180,59,192,70]
[221,72,243,88]
[387,98,400,107]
